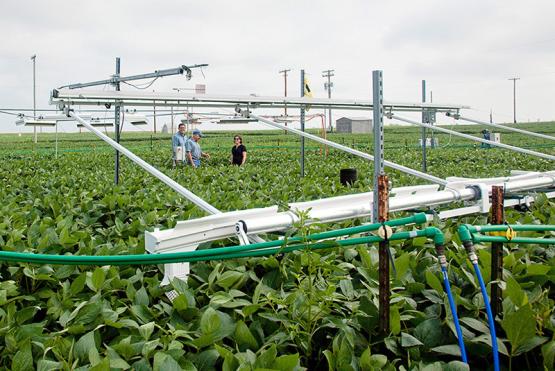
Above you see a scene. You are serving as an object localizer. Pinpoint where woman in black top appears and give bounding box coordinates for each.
[231,135,247,166]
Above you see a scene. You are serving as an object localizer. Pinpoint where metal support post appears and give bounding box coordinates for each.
[373,70,385,218]
[372,70,389,333]
[114,57,121,185]
[300,69,305,177]
[31,55,37,144]
[490,186,504,319]
[421,80,427,172]
[171,107,174,134]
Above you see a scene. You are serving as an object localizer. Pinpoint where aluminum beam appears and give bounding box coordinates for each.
[448,113,555,142]
[391,114,555,162]
[243,110,448,186]
[52,88,469,112]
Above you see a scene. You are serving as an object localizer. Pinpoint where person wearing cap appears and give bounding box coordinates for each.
[172,123,187,167]
[185,129,210,167]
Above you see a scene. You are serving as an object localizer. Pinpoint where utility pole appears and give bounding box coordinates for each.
[508,77,520,124]
[322,69,334,132]
[31,55,37,143]
[279,69,291,117]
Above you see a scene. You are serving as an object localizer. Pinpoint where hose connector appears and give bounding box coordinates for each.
[435,244,448,268]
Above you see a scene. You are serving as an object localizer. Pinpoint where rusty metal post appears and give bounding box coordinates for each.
[378,174,390,333]
[490,186,504,319]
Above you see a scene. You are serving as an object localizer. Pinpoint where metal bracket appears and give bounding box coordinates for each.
[235,220,250,246]
[465,183,491,213]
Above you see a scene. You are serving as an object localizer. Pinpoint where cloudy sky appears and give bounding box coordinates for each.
[1,0,554,133]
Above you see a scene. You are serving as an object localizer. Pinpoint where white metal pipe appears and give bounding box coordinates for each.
[52,88,469,112]
[452,114,555,142]
[69,112,221,215]
[391,114,555,162]
[246,111,449,186]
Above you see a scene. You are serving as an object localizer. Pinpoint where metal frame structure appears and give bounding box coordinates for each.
[51,88,468,112]
[50,83,555,286]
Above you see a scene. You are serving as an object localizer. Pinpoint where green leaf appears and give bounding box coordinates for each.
[74,331,99,360]
[37,360,62,371]
[139,322,155,340]
[369,354,387,369]
[505,275,528,306]
[90,358,111,371]
[255,344,277,368]
[273,353,300,371]
[154,353,185,371]
[12,340,33,371]
[459,317,489,335]
[359,347,372,371]
[401,332,424,347]
[542,340,555,370]
[234,320,259,351]
[430,344,461,357]
[444,360,470,371]
[425,269,444,294]
[135,287,150,306]
[200,307,221,334]
[216,271,244,290]
[501,305,536,356]
[70,273,87,295]
[413,318,444,348]
[90,267,106,292]
[390,306,401,335]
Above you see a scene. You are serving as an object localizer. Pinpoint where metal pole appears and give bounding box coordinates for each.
[31,55,37,143]
[171,107,174,134]
[421,80,427,172]
[373,70,389,333]
[490,186,504,320]
[392,114,555,162]
[246,113,448,185]
[508,77,520,124]
[373,70,385,220]
[69,112,221,214]
[55,122,58,158]
[153,99,157,134]
[300,69,305,177]
[114,57,121,185]
[322,69,334,132]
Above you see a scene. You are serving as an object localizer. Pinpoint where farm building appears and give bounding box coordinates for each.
[335,117,373,133]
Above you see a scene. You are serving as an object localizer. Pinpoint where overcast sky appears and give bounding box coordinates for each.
[1,0,555,133]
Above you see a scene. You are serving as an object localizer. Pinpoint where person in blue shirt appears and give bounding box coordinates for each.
[186,129,210,167]
[172,123,188,166]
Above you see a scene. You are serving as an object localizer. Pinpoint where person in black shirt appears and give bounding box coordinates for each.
[231,135,247,166]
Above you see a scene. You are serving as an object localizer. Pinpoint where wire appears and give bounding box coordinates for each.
[122,77,160,90]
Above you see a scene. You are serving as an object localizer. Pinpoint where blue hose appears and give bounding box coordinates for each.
[473,262,500,371]
[441,265,468,363]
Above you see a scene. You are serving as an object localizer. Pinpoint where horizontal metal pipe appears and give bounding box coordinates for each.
[69,112,220,215]
[246,111,448,186]
[392,114,555,161]
[52,88,469,112]
[452,113,555,142]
